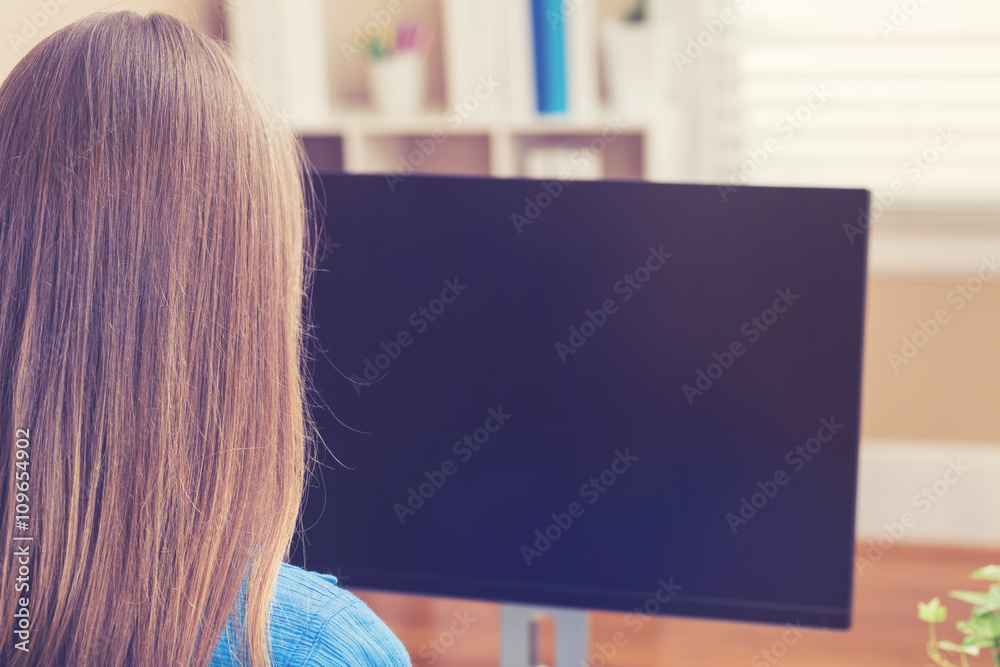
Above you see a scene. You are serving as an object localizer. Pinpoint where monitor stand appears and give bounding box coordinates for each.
[500,604,589,667]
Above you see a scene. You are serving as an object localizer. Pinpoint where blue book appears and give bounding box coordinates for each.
[530,0,567,113]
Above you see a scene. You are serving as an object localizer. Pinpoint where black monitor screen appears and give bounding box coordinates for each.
[291,172,869,630]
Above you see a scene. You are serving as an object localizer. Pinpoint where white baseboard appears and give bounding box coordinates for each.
[856,438,1000,547]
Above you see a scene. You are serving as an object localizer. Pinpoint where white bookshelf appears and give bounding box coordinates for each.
[292,104,687,180]
[225,0,693,183]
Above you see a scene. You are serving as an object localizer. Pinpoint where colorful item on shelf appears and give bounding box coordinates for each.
[530,0,567,113]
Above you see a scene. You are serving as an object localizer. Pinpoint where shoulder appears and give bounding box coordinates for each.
[270,562,412,667]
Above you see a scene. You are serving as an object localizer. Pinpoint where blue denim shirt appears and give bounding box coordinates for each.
[210,562,411,666]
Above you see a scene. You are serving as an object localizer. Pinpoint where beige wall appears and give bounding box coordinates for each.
[1,0,221,79]
[4,0,997,446]
[863,280,1000,444]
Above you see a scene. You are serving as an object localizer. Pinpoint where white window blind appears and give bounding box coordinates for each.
[698,0,1000,215]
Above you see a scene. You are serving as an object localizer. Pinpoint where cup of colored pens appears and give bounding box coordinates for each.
[368,21,424,116]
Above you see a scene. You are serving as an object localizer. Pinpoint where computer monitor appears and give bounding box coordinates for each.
[291,172,869,630]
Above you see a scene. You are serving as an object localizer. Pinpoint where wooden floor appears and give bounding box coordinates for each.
[355,543,1000,666]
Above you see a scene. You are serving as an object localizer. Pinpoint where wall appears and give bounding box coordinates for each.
[1,0,222,79]
[865,280,1000,444]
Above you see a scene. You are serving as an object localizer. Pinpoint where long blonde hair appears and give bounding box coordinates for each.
[0,10,317,666]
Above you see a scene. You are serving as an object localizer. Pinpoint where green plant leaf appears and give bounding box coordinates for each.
[960,634,993,649]
[956,616,998,640]
[962,585,1000,617]
[970,607,1000,641]
[970,565,1000,582]
[983,583,1000,611]
[939,640,981,657]
[950,590,988,606]
[919,597,948,623]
